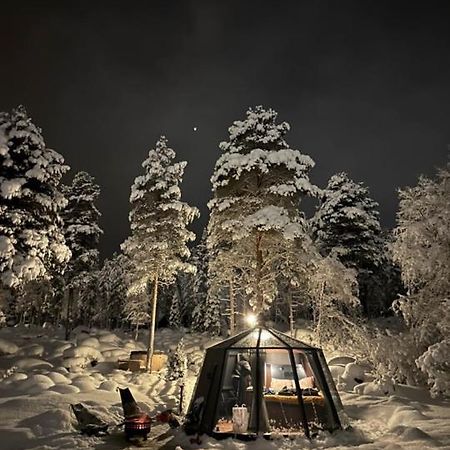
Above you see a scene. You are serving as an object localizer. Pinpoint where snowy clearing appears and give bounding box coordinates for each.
[0,325,448,450]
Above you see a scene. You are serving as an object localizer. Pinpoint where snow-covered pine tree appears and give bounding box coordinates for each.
[0,106,70,293]
[166,338,187,381]
[311,172,384,316]
[122,136,198,370]
[169,288,182,329]
[124,291,150,341]
[208,106,318,317]
[190,230,211,332]
[61,171,102,334]
[98,253,129,328]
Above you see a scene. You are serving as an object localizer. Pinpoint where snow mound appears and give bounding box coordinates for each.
[17,374,55,394]
[15,358,53,370]
[387,406,429,429]
[97,332,122,344]
[0,338,19,355]
[354,378,395,396]
[49,384,80,394]
[19,408,75,436]
[98,380,119,391]
[46,371,71,385]
[3,372,28,384]
[328,356,356,366]
[63,345,103,370]
[390,425,437,443]
[63,345,103,360]
[329,365,345,381]
[101,348,129,361]
[76,336,100,348]
[338,362,368,390]
[48,342,73,358]
[71,377,97,392]
[18,343,45,357]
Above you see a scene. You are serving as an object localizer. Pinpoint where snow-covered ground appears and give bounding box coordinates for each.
[0,326,448,450]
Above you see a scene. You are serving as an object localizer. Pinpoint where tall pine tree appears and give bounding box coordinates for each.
[122,137,198,370]
[0,106,70,296]
[208,106,318,317]
[311,172,384,315]
[62,171,102,333]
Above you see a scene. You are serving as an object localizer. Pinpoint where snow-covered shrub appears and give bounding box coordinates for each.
[416,339,450,398]
[367,328,426,386]
[166,339,187,381]
[63,345,103,370]
[388,164,450,393]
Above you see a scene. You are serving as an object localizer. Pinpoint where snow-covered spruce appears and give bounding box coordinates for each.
[97,253,130,329]
[311,172,385,315]
[61,171,103,328]
[166,338,187,381]
[0,106,70,289]
[122,136,198,368]
[169,288,182,329]
[208,106,319,318]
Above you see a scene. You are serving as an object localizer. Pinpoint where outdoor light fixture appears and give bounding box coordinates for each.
[245,313,258,327]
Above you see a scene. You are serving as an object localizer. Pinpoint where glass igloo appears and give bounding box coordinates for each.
[185,327,345,438]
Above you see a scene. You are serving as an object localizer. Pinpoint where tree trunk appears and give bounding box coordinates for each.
[288,286,294,336]
[65,287,73,341]
[255,232,263,314]
[229,277,235,335]
[134,323,139,341]
[146,272,159,372]
[317,281,325,345]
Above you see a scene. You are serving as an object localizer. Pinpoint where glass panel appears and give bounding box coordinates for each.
[263,349,305,434]
[230,328,288,348]
[268,328,313,349]
[316,350,348,428]
[213,349,256,434]
[300,350,339,431]
[230,329,260,348]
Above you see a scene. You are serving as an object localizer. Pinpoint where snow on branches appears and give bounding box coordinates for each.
[0,106,70,288]
[208,106,318,315]
[122,136,199,294]
[390,163,450,396]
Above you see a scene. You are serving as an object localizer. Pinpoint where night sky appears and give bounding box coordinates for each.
[1,1,449,258]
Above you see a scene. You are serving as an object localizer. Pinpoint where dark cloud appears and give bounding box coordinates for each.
[1,0,449,257]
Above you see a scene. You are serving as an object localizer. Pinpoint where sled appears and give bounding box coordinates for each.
[118,387,151,441]
[70,403,109,436]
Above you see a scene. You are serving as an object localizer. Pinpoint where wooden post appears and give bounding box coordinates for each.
[146,272,159,371]
[179,383,185,415]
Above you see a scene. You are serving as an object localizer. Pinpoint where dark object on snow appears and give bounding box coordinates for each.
[156,409,180,428]
[184,396,205,435]
[119,387,142,418]
[118,387,151,441]
[70,403,109,436]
